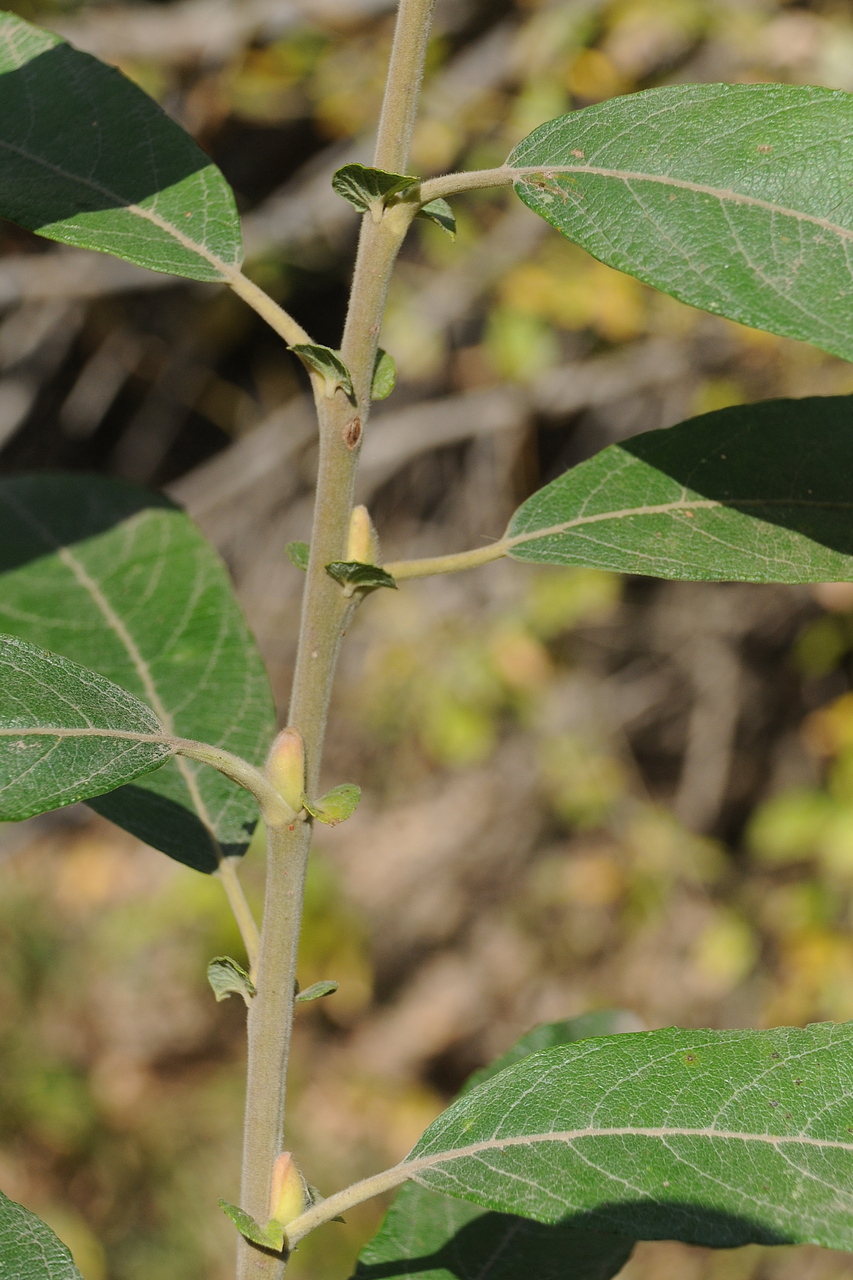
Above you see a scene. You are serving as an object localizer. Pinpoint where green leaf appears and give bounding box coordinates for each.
[290,344,355,400]
[0,1188,84,1279]
[303,783,361,826]
[286,541,310,572]
[371,348,397,401]
[417,198,456,238]
[0,11,241,282]
[219,1200,285,1253]
[399,1022,853,1251]
[354,1015,637,1280]
[325,561,398,593]
[332,163,416,213]
[296,979,339,1003]
[0,635,172,820]
[507,397,853,583]
[208,956,256,1006]
[508,84,853,360]
[0,474,275,873]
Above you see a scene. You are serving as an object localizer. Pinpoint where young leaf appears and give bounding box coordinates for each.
[508,84,853,361]
[0,474,275,873]
[0,635,172,820]
[208,956,256,1006]
[371,349,397,401]
[0,1188,84,1279]
[219,1200,285,1253]
[325,562,398,593]
[290,344,355,400]
[417,198,456,238]
[354,1014,637,1280]
[399,1022,853,1251]
[295,979,339,1003]
[332,163,417,214]
[507,397,853,583]
[303,783,361,826]
[286,541,310,572]
[0,12,241,282]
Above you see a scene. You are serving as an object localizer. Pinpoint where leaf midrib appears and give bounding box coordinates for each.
[510,164,853,243]
[0,726,173,742]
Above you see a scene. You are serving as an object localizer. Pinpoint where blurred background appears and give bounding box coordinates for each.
[4,0,853,1276]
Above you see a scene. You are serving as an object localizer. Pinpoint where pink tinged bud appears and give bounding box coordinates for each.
[269,1152,306,1226]
[346,505,379,565]
[266,727,305,814]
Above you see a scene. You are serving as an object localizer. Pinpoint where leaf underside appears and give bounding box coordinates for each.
[355,1014,638,1280]
[0,1187,84,1279]
[405,1022,853,1251]
[0,474,275,872]
[0,635,172,821]
[509,83,853,361]
[508,397,853,583]
[0,11,241,281]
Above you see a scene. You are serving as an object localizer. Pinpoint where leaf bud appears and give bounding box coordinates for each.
[266,727,304,814]
[346,505,379,565]
[268,1152,306,1226]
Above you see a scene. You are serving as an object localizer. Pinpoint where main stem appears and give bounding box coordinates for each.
[235,2,434,1276]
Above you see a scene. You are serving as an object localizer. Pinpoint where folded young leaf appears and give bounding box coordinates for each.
[326,562,397,593]
[507,397,853,582]
[0,11,241,281]
[0,1187,84,1279]
[303,783,360,826]
[290,344,355,400]
[219,1200,285,1253]
[0,635,172,821]
[354,1013,638,1280]
[401,1022,853,1251]
[417,198,456,238]
[208,956,256,1006]
[0,474,275,872]
[371,348,397,401]
[508,84,853,361]
[332,163,417,213]
[295,979,339,1003]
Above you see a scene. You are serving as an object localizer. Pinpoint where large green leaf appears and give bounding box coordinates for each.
[0,11,241,281]
[354,1014,637,1280]
[400,1022,853,1251]
[0,474,275,872]
[508,84,853,360]
[0,1188,83,1279]
[507,397,853,582]
[0,635,171,820]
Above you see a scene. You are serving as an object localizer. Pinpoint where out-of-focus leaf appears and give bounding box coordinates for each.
[207,957,256,1006]
[371,348,397,400]
[295,979,339,1003]
[286,541,310,572]
[304,783,360,826]
[0,474,275,873]
[0,1188,84,1279]
[509,84,853,360]
[507,398,853,582]
[0,11,241,281]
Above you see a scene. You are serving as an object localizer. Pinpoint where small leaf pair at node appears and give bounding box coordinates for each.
[208,957,256,1007]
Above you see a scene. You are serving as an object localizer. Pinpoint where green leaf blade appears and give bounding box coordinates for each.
[417,197,456,238]
[0,1189,84,1279]
[508,397,853,583]
[208,956,256,1005]
[508,84,853,360]
[332,164,417,213]
[0,12,241,281]
[402,1022,853,1251]
[0,635,172,821]
[0,474,276,872]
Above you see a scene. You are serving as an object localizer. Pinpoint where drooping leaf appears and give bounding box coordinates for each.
[332,163,416,213]
[295,979,339,1003]
[303,783,360,826]
[507,397,853,583]
[0,11,241,281]
[399,1022,853,1251]
[219,1200,285,1253]
[417,198,456,238]
[508,84,853,360]
[325,561,397,593]
[208,956,256,1006]
[290,344,355,400]
[0,1188,84,1280]
[286,541,310,572]
[0,474,275,873]
[0,636,173,821]
[354,1014,638,1280]
[371,348,397,401]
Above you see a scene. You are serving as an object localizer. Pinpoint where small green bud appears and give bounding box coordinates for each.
[346,504,379,565]
[269,1152,307,1226]
[266,727,304,814]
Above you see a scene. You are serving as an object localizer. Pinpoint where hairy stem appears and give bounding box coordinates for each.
[228,270,313,347]
[417,167,516,204]
[286,1162,413,1246]
[384,540,508,580]
[235,1,436,1275]
[217,857,261,975]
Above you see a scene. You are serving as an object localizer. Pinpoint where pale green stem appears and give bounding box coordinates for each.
[384,540,508,580]
[418,167,516,203]
[228,270,313,347]
[174,739,294,827]
[286,1162,413,1246]
[374,0,437,172]
[217,857,261,975]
